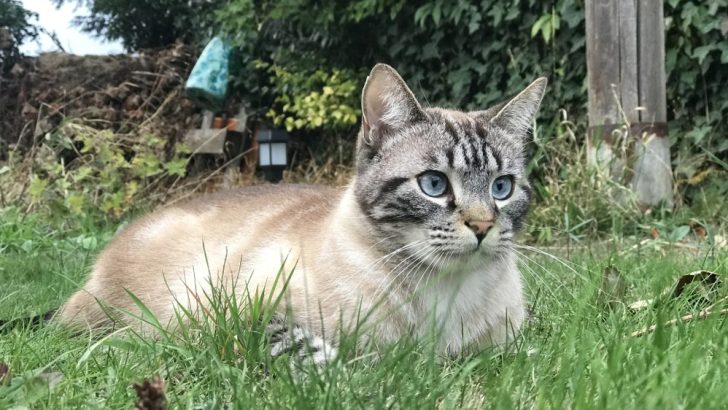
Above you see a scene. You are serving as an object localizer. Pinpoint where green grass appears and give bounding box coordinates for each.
[1,208,727,409]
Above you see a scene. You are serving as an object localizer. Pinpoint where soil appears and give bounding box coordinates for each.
[0,42,202,159]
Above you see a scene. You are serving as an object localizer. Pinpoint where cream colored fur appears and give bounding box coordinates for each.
[57,183,524,355]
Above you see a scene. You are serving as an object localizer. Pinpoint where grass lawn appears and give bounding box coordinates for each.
[1,208,726,409]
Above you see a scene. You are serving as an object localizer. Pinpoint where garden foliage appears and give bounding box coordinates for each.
[214,0,727,234]
[5,0,726,235]
[59,0,727,181]
[215,1,727,164]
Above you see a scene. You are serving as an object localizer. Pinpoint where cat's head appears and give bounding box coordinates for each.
[353,64,546,264]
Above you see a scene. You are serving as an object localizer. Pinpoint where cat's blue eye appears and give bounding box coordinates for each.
[491,176,514,200]
[418,171,449,197]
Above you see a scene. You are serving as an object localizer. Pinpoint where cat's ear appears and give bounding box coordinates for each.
[361,64,424,144]
[482,77,548,137]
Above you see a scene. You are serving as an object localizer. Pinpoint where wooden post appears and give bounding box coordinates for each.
[586,0,673,208]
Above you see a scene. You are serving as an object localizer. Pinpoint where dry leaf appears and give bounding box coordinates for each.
[133,377,167,410]
[693,225,707,241]
[629,271,724,337]
[672,271,720,296]
[650,227,659,240]
[627,270,721,313]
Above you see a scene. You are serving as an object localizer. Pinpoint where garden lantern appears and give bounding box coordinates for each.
[255,128,289,182]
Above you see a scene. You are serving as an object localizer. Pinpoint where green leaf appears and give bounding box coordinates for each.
[20,240,33,253]
[28,176,48,202]
[669,225,691,242]
[163,158,188,177]
[693,45,716,64]
[531,14,549,38]
[432,2,441,26]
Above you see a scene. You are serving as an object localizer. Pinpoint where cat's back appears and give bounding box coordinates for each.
[98,183,344,276]
[181,183,341,211]
[124,183,342,237]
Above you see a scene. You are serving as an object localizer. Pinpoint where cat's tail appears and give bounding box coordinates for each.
[0,309,56,333]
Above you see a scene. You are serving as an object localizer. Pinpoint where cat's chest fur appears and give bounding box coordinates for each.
[239,189,525,356]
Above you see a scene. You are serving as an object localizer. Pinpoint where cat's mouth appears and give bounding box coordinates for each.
[424,238,512,260]
[426,230,509,254]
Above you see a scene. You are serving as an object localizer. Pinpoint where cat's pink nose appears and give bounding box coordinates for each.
[465,220,494,244]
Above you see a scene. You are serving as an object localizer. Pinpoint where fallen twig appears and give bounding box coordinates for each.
[631,307,728,337]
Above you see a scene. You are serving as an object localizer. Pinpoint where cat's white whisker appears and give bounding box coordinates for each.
[512,244,588,281]
[510,248,578,302]
[371,243,434,303]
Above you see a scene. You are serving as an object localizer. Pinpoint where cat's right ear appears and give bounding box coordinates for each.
[360,64,424,145]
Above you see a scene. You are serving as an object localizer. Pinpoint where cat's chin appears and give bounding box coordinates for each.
[459,243,513,263]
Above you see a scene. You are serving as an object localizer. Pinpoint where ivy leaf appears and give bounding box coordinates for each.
[432,1,442,26]
[414,4,431,27]
[531,14,549,39]
[131,153,162,178]
[719,42,728,63]
[163,158,188,177]
[693,45,716,64]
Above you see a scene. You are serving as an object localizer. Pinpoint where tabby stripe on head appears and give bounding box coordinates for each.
[486,145,502,170]
[374,213,426,224]
[460,141,472,167]
[442,117,462,145]
[463,121,484,168]
[383,202,410,213]
[480,142,490,167]
[474,123,488,141]
[369,177,409,209]
[426,152,438,165]
[468,136,483,169]
[373,194,437,225]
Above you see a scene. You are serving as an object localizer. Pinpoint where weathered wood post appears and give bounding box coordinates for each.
[585,0,673,208]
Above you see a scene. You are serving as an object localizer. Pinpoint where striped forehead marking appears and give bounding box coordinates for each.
[436,112,502,172]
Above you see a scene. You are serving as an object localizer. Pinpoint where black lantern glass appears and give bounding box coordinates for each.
[256,128,289,182]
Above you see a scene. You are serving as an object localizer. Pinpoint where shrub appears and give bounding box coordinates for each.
[1,120,189,220]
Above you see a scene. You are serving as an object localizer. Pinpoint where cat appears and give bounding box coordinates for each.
[56,64,547,364]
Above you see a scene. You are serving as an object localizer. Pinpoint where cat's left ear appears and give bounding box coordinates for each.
[480,77,548,138]
[360,64,425,144]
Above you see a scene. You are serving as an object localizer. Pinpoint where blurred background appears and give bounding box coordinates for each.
[0,0,726,245]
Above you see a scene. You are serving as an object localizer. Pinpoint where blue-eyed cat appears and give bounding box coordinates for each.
[56,64,547,363]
